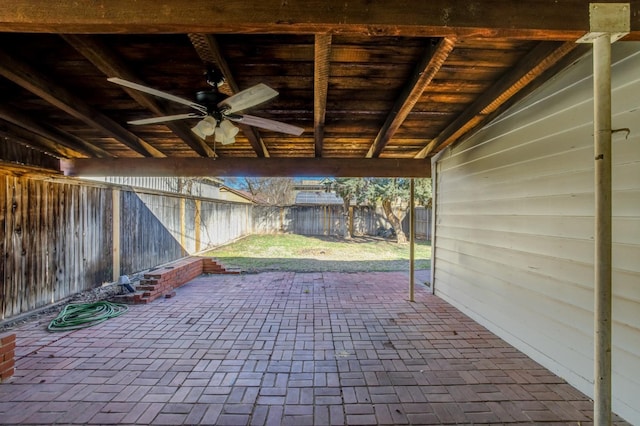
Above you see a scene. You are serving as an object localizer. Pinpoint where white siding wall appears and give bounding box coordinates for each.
[433,42,640,423]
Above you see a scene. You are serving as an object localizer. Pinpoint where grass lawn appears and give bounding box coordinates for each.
[203,234,431,273]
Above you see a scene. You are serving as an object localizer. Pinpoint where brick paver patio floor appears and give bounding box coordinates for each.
[0,271,629,425]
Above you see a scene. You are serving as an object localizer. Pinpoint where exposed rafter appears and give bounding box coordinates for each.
[62,34,215,158]
[188,33,270,158]
[0,49,164,158]
[0,121,82,159]
[0,105,113,158]
[314,34,331,157]
[61,158,431,178]
[3,0,639,40]
[367,37,455,158]
[1,2,635,177]
[415,41,580,158]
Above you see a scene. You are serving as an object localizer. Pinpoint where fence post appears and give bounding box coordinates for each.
[180,198,186,249]
[348,206,353,236]
[195,199,201,252]
[112,189,120,282]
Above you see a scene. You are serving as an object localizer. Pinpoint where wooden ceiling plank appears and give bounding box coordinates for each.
[415,41,579,159]
[62,34,215,158]
[61,157,431,178]
[366,37,456,158]
[0,105,114,158]
[0,48,164,158]
[189,33,270,158]
[314,33,331,158]
[2,0,638,40]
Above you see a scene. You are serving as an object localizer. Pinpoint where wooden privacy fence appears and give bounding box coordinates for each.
[253,205,432,240]
[1,175,251,320]
[1,172,430,320]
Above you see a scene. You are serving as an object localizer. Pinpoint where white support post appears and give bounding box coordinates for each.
[593,33,613,426]
[409,178,415,302]
[577,4,629,425]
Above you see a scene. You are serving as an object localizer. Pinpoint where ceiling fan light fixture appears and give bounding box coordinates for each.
[216,134,236,145]
[191,116,217,139]
[219,119,240,139]
[213,119,239,145]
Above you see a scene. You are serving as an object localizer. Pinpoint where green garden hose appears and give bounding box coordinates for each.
[47,301,129,332]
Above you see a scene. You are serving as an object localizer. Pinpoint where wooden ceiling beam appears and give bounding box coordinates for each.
[0,48,164,158]
[0,105,113,158]
[314,34,331,158]
[1,0,638,40]
[62,34,215,158]
[189,33,270,158]
[61,158,431,178]
[415,41,580,158]
[367,37,455,158]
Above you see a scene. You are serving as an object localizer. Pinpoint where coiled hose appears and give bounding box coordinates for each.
[48,301,129,332]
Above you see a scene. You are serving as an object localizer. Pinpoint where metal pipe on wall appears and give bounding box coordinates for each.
[593,33,613,426]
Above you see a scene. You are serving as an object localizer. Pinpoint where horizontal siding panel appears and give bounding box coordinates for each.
[439,165,595,203]
[435,240,594,315]
[439,189,640,218]
[439,215,637,245]
[438,192,595,216]
[438,214,594,239]
[439,225,640,274]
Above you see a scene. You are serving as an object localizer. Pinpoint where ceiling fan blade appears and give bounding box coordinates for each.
[218,83,278,114]
[108,77,207,113]
[128,113,203,125]
[228,114,304,136]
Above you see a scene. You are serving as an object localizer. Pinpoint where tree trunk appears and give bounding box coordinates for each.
[382,199,407,244]
[342,199,352,239]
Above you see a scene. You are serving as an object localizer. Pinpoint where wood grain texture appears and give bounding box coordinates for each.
[0,2,635,172]
[61,158,431,178]
[0,48,164,158]
[2,0,638,39]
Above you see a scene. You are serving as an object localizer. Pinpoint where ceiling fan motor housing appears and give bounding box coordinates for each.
[196,90,229,116]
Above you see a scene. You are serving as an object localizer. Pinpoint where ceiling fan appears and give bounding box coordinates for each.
[108,68,303,145]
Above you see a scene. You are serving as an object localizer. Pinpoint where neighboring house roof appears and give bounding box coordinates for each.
[218,185,259,204]
[295,191,344,205]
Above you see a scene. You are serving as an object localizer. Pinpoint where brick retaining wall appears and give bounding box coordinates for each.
[118,257,239,304]
[0,333,15,383]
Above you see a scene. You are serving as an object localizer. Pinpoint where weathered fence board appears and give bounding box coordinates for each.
[199,200,250,250]
[1,176,113,320]
[119,192,186,275]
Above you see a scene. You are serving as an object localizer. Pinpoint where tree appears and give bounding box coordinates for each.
[329,177,432,243]
[240,177,295,205]
[330,178,368,239]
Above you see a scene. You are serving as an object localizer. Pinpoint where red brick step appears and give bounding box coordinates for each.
[113,257,238,305]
